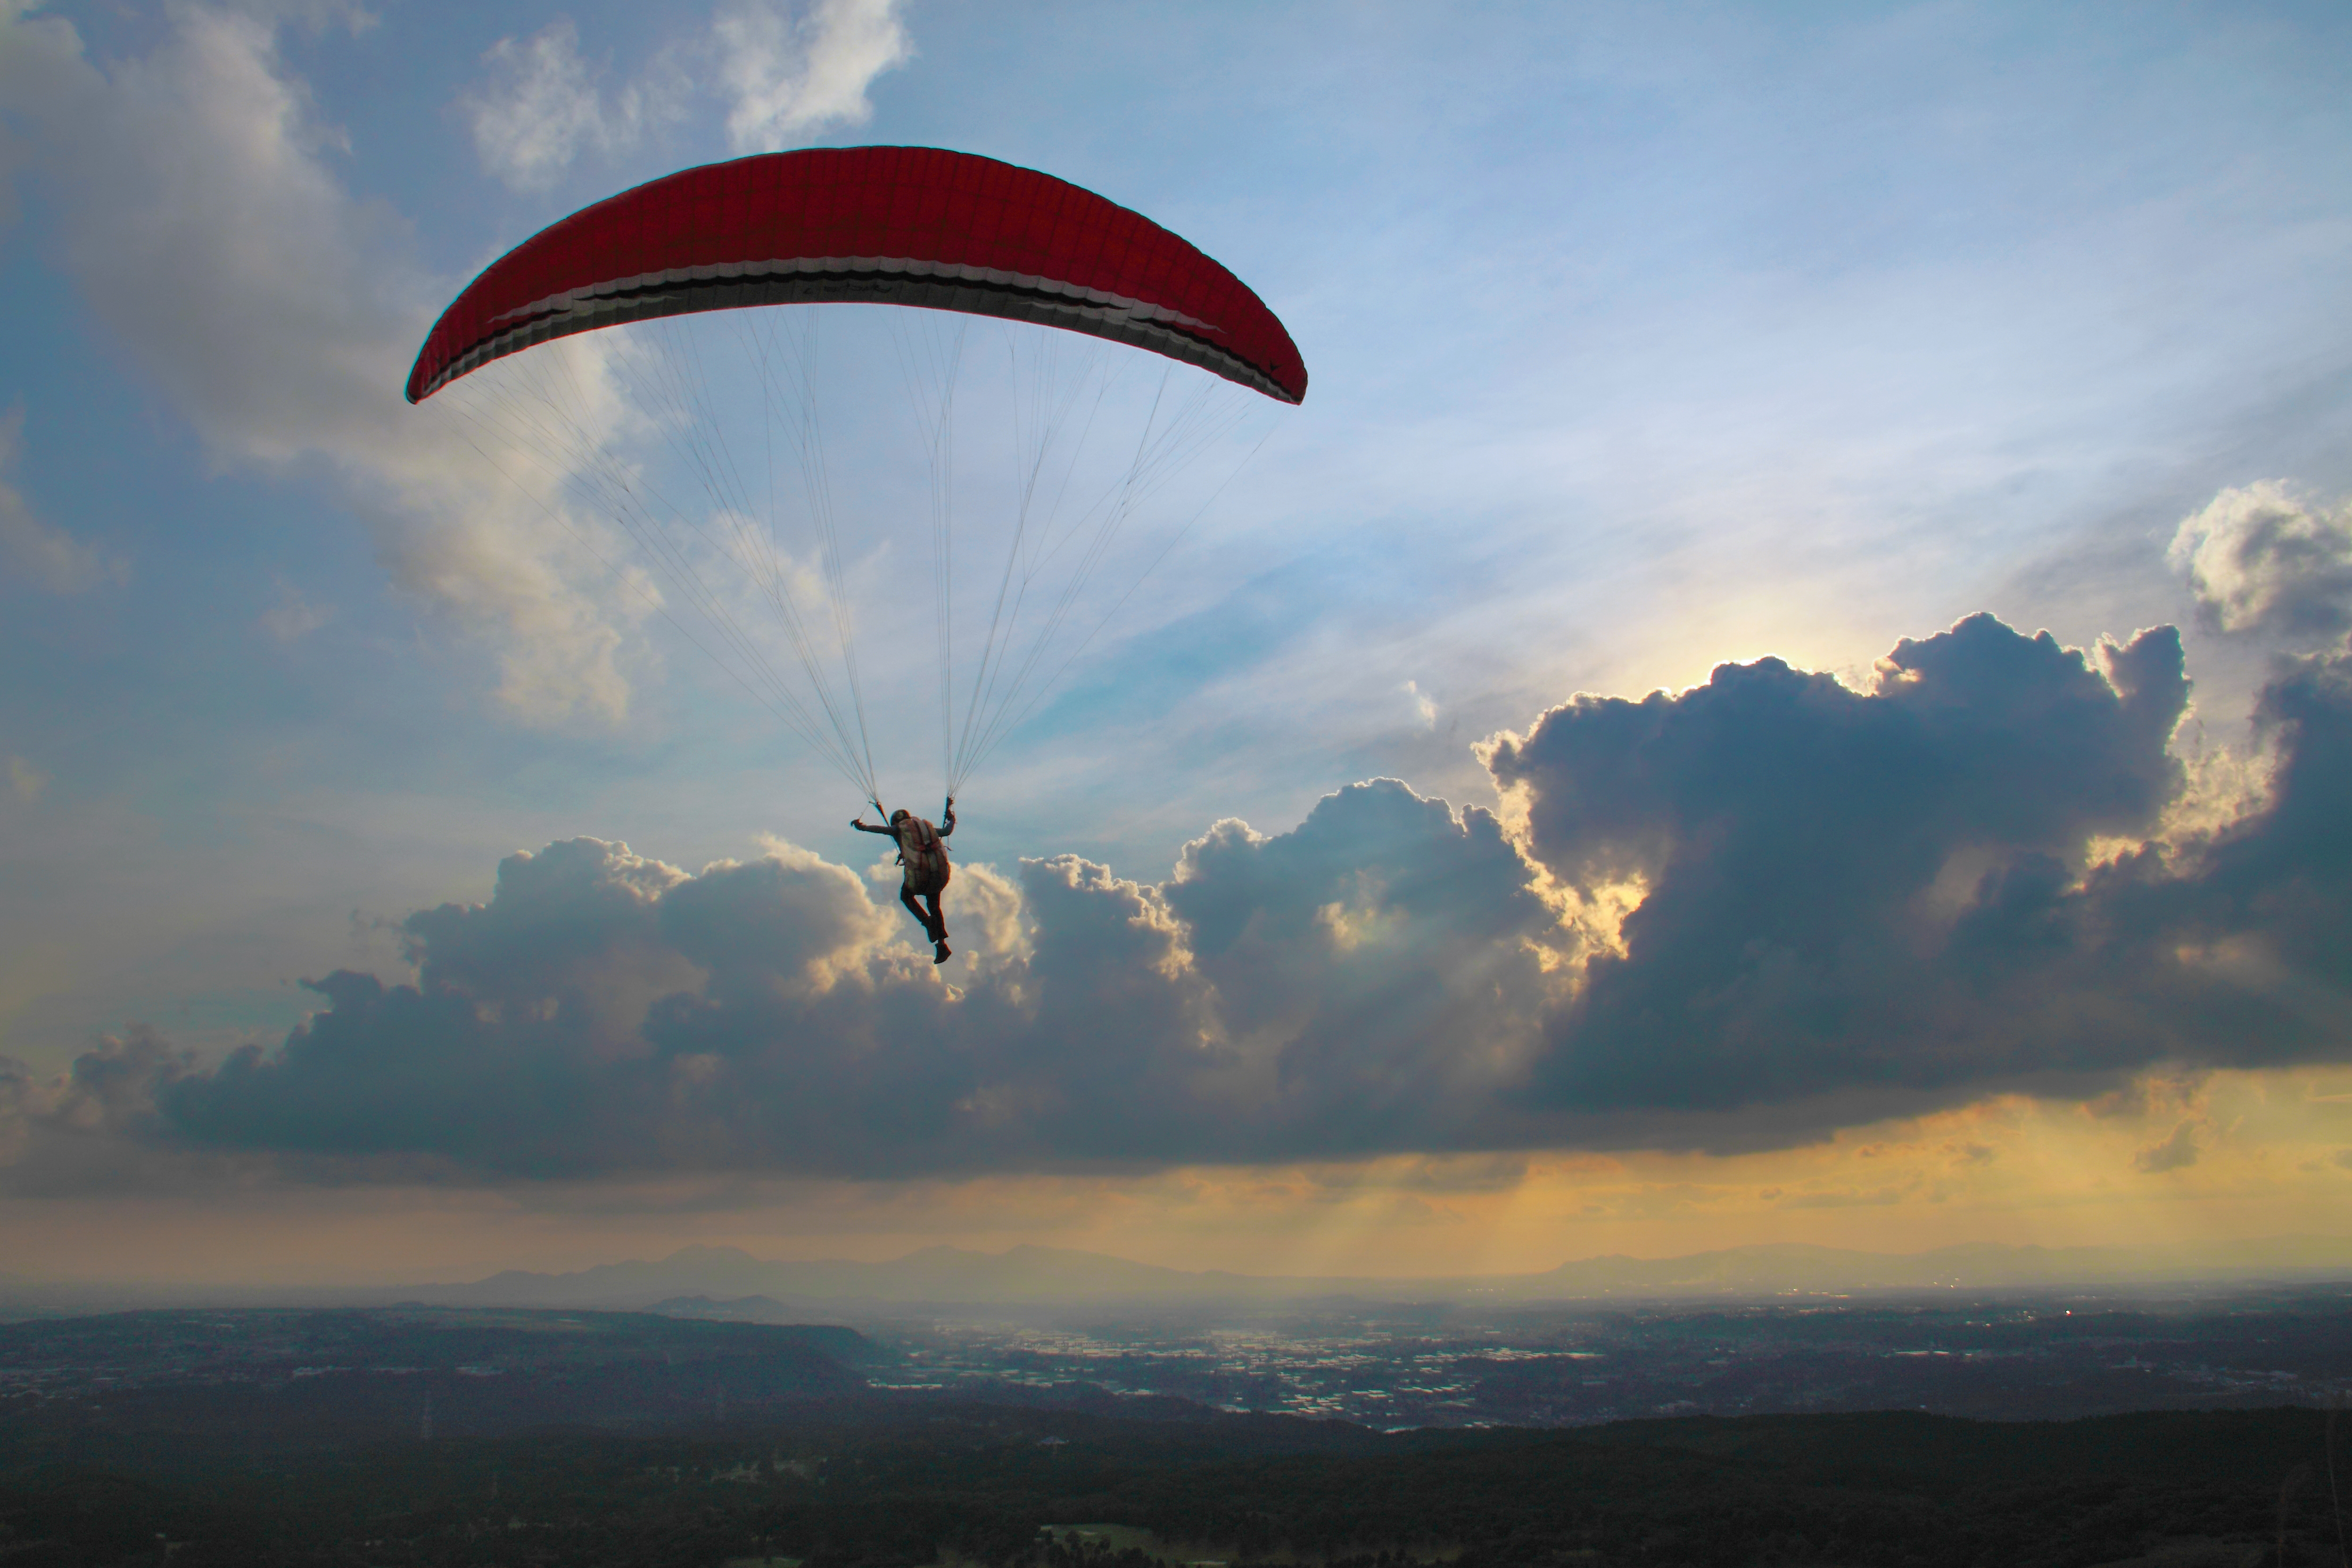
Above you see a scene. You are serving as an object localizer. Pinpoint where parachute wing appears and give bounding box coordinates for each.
[406,146,1307,406]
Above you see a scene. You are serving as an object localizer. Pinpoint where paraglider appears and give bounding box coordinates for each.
[407,146,1307,408]
[408,146,1304,961]
[853,799,956,963]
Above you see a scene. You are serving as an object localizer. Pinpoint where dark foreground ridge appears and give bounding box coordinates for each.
[3,1307,2349,1567]
[3,1399,2345,1567]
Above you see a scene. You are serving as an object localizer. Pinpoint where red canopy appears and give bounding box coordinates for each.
[408,146,1307,405]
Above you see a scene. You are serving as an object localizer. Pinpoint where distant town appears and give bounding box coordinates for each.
[4,1282,2349,1565]
[6,1277,2349,1438]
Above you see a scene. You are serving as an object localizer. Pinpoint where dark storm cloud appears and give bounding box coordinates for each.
[1483,615,2352,1145]
[15,613,2352,1186]
[1487,614,2192,1121]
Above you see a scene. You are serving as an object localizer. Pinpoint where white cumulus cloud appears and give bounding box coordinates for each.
[458,0,909,191]
[715,0,910,154]
[0,2,647,723]
[258,575,332,642]
[460,19,686,192]
[0,406,127,593]
[2168,480,2352,642]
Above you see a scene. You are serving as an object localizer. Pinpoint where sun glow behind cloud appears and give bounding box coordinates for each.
[9,593,2352,1285]
[5,1067,2349,1284]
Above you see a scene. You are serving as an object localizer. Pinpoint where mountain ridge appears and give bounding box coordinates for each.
[7,1236,2347,1318]
[393,1233,2352,1310]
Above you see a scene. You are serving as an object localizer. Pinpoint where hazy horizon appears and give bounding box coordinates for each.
[11,1231,2352,1304]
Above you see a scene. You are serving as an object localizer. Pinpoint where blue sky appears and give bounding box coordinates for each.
[4,0,2352,1282]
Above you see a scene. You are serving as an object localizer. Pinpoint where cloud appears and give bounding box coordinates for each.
[459,19,685,192]
[0,1028,229,1197]
[1485,613,2201,1129]
[0,3,642,722]
[1482,616,2352,1145]
[7,756,45,803]
[40,1026,196,1137]
[2169,481,2352,642]
[48,778,1563,1183]
[1778,1182,1916,1209]
[0,1056,31,1165]
[458,0,909,190]
[2078,1073,2207,1120]
[224,0,376,32]
[17,612,2352,1190]
[257,575,332,641]
[715,0,909,154]
[0,406,127,592]
[1160,784,1571,1157]
[2132,1119,2199,1173]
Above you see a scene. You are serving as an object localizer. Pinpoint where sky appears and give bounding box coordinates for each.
[3,0,2352,1287]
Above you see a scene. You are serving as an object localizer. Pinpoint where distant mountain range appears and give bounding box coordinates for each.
[406,1244,1256,1310]
[377,1235,2352,1313]
[7,1236,2347,1319]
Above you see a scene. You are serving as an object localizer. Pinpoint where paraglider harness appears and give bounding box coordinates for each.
[891,806,952,896]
